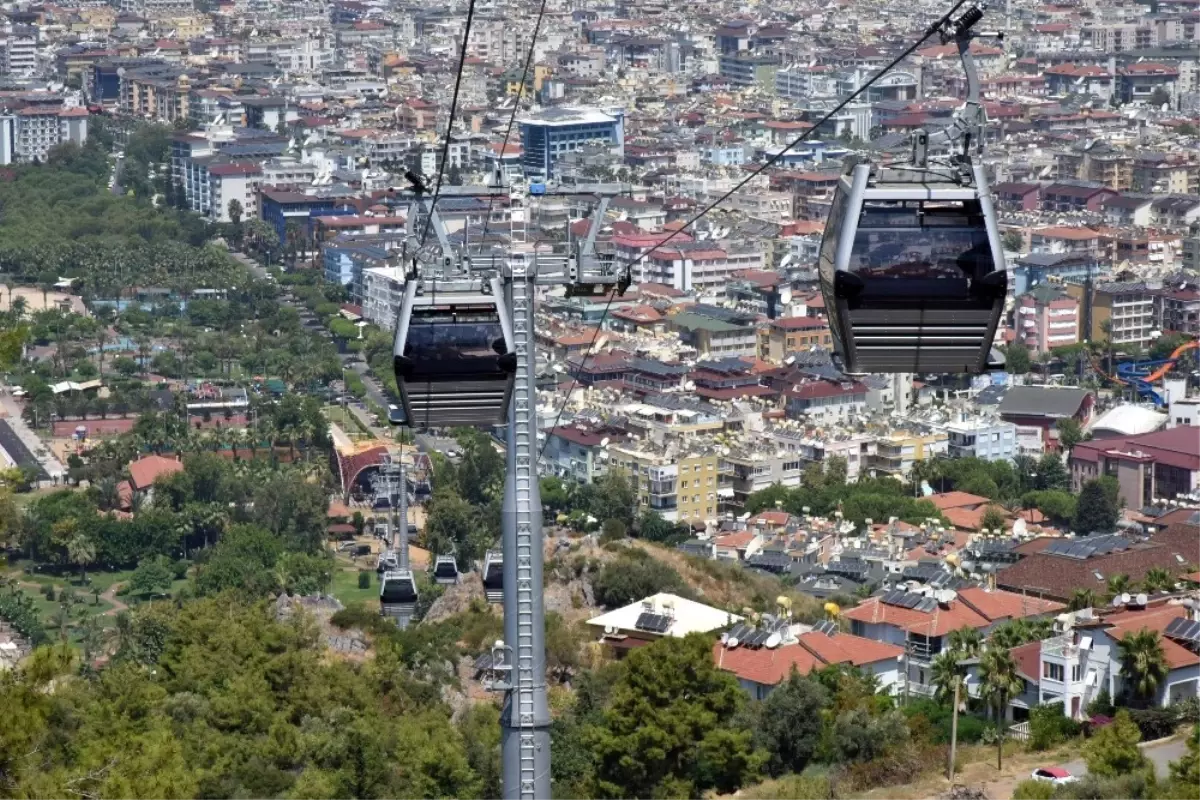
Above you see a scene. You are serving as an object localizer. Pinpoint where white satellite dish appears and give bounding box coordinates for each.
[1135,593,1148,605]
[765,632,782,649]
[726,637,740,648]
[599,437,609,447]
[604,625,616,635]
[1120,593,1132,605]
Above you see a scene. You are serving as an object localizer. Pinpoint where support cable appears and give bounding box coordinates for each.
[535,0,974,463]
[480,0,549,248]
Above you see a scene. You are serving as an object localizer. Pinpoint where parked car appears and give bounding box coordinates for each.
[1031,768,1077,785]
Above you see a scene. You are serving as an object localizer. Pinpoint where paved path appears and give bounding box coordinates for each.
[99,583,129,617]
[0,391,64,483]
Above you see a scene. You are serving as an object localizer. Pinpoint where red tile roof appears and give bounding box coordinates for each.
[797,631,903,666]
[1070,426,1199,471]
[929,491,990,511]
[957,586,1065,622]
[1104,604,1200,670]
[1010,641,1041,681]
[843,595,990,637]
[715,631,903,686]
[127,455,183,490]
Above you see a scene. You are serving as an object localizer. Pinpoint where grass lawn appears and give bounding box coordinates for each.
[13,563,135,594]
[330,562,379,610]
[324,404,370,437]
[121,576,189,608]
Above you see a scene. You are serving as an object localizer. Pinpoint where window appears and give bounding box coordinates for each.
[1071,664,1081,682]
[1043,662,1064,681]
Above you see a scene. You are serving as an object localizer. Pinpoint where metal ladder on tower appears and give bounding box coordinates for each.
[508,253,538,797]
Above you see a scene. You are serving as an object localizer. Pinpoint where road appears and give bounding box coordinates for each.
[1060,733,1189,779]
[110,155,123,195]
[228,251,397,435]
[0,392,63,483]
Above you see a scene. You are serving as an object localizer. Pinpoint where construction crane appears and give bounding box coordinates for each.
[388,176,629,799]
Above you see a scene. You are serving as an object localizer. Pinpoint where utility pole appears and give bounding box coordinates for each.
[948,679,961,782]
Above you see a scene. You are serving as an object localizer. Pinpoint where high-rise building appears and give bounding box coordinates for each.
[517,107,623,179]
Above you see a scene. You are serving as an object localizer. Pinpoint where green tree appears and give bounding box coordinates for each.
[1034,453,1070,491]
[1056,417,1085,453]
[1068,588,1097,611]
[66,532,96,583]
[1004,342,1032,374]
[1164,726,1199,799]
[1084,710,1149,778]
[588,634,765,798]
[755,671,827,776]
[1140,567,1174,594]
[129,555,173,599]
[227,198,243,226]
[1117,629,1168,707]
[592,554,688,608]
[978,647,1023,769]
[193,524,282,597]
[979,505,1008,534]
[1011,779,1056,799]
[1002,230,1024,252]
[1106,573,1132,600]
[1074,479,1119,533]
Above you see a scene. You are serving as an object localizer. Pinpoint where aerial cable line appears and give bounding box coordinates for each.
[416,0,480,252]
[480,0,550,247]
[535,0,975,463]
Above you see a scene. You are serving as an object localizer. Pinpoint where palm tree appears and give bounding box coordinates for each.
[1141,567,1175,595]
[978,648,1024,769]
[931,649,967,706]
[989,620,1030,650]
[66,533,96,583]
[1117,628,1168,708]
[949,626,983,658]
[1107,573,1132,600]
[1068,588,1097,611]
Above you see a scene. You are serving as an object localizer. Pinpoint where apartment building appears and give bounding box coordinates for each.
[667,307,758,358]
[1132,153,1199,195]
[609,444,721,524]
[0,106,89,164]
[517,106,624,179]
[759,316,836,363]
[542,424,628,484]
[4,27,37,76]
[869,431,948,479]
[764,427,876,482]
[945,419,1017,463]
[1070,427,1200,507]
[1158,286,1200,337]
[360,265,406,332]
[1016,284,1080,353]
[782,377,869,424]
[1012,253,1104,296]
[1068,281,1159,349]
[207,163,262,223]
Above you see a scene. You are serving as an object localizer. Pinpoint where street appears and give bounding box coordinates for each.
[230,250,398,435]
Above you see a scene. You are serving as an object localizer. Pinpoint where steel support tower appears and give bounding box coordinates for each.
[498,253,551,799]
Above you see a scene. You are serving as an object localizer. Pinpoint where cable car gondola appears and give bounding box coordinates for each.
[380,569,418,625]
[393,276,516,429]
[433,553,459,585]
[818,6,1007,375]
[482,549,504,603]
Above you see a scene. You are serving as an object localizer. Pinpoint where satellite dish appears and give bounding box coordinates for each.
[765,632,782,649]
[1135,593,1148,605]
[1111,596,1123,607]
[1120,593,1132,605]
[599,437,609,447]
[605,625,616,635]
[727,637,740,648]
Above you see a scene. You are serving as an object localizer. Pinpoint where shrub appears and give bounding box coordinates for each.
[1087,687,1115,717]
[1128,708,1176,741]
[592,555,688,608]
[1169,695,1199,728]
[741,773,836,800]
[1011,779,1056,800]
[172,559,190,580]
[1056,773,1154,800]
[1030,702,1082,751]
[41,583,55,601]
[357,570,370,590]
[841,743,946,793]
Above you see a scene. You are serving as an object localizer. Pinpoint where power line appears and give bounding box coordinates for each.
[417,0,480,251]
[536,0,973,463]
[479,0,549,247]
